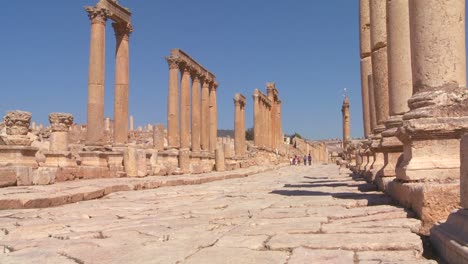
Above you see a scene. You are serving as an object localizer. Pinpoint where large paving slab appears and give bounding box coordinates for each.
[0,165,437,263]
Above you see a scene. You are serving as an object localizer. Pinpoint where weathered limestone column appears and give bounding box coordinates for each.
[277,101,282,147]
[49,113,74,152]
[129,115,134,131]
[153,124,165,151]
[209,83,218,153]
[234,95,242,156]
[395,0,468,181]
[380,0,412,180]
[85,6,109,145]
[370,0,389,132]
[342,97,350,151]
[200,79,210,151]
[112,22,132,145]
[191,72,201,152]
[215,147,225,172]
[360,0,372,138]
[240,99,246,153]
[369,0,389,179]
[179,63,191,150]
[253,89,260,146]
[166,56,180,149]
[368,75,377,132]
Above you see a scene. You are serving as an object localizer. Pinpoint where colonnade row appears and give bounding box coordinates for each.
[85,0,133,146]
[166,48,218,153]
[358,0,467,181]
[253,83,283,150]
[234,94,246,156]
[358,1,468,262]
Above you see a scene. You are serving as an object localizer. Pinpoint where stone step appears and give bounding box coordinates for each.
[0,165,285,210]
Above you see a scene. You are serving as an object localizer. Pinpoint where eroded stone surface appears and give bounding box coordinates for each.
[0,165,434,263]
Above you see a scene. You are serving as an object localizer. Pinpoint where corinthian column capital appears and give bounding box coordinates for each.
[112,22,133,40]
[85,6,110,25]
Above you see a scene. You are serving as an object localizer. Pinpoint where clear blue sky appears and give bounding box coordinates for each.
[0,0,362,140]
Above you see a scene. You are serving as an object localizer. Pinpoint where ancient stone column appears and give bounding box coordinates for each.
[104,117,111,131]
[370,0,389,132]
[342,97,350,150]
[166,56,180,149]
[153,124,165,151]
[277,101,282,147]
[85,7,109,145]
[112,22,132,145]
[367,75,377,132]
[253,89,260,146]
[200,79,210,151]
[241,101,246,153]
[360,0,372,138]
[179,63,191,150]
[215,147,225,172]
[129,115,134,131]
[380,0,412,179]
[209,83,218,152]
[191,73,201,152]
[396,0,468,181]
[234,94,245,156]
[49,113,73,152]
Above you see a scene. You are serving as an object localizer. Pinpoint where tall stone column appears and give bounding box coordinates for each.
[253,90,260,146]
[380,0,412,179]
[179,63,191,149]
[112,22,132,145]
[342,97,350,150]
[360,0,372,138]
[85,7,109,145]
[200,79,210,151]
[209,83,218,152]
[241,103,246,154]
[129,115,134,131]
[234,95,242,156]
[191,73,201,152]
[369,0,389,178]
[49,113,74,152]
[277,101,282,146]
[370,0,389,132]
[166,56,180,149]
[396,0,468,181]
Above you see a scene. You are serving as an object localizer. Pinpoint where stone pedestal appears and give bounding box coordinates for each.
[123,146,138,177]
[136,149,147,177]
[78,151,110,179]
[178,148,190,174]
[215,147,225,172]
[49,113,73,152]
[43,151,77,168]
[153,124,165,151]
[0,146,39,168]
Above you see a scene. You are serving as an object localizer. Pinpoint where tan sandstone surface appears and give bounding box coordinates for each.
[0,165,435,263]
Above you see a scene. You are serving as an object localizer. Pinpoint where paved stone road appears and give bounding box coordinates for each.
[0,165,436,263]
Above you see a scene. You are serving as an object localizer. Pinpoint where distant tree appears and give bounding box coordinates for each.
[291,132,302,140]
[245,127,254,141]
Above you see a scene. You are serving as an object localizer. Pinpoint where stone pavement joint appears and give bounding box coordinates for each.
[0,165,437,263]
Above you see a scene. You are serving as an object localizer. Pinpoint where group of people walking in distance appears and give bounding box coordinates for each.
[290,154,312,166]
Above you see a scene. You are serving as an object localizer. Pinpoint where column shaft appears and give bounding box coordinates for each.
[113,23,132,145]
[167,58,180,148]
[86,9,108,145]
[370,0,389,130]
[180,65,191,149]
[253,92,260,146]
[209,86,218,152]
[191,74,201,152]
[387,0,412,116]
[200,81,210,151]
[234,101,242,156]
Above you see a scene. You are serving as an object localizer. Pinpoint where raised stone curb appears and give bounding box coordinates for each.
[0,163,288,210]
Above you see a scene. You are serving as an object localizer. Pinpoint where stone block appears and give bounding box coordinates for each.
[388,181,460,234]
[431,209,468,264]
[123,146,138,177]
[79,166,110,179]
[0,167,18,187]
[32,167,57,185]
[178,148,190,173]
[55,167,80,182]
[136,149,147,177]
[215,147,225,172]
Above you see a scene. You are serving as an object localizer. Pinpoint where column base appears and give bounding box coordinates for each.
[431,209,468,264]
[178,148,190,173]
